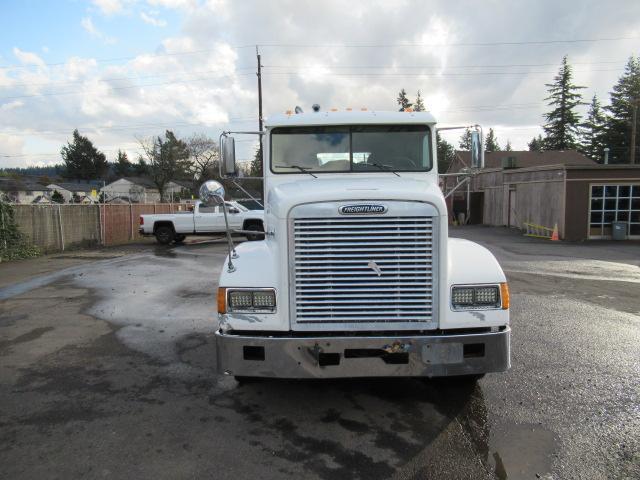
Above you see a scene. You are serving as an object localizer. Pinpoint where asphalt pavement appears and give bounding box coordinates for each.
[0,228,638,479]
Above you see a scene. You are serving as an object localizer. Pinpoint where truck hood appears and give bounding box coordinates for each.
[266,176,446,219]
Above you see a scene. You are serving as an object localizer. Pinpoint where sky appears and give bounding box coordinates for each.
[1,0,639,168]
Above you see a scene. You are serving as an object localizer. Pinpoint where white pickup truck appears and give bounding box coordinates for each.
[139,200,264,244]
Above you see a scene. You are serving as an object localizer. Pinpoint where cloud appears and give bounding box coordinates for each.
[140,11,167,27]
[92,0,125,16]
[12,48,46,68]
[81,17,117,44]
[3,0,640,167]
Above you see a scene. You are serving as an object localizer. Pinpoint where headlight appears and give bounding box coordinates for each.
[451,284,507,310]
[218,288,276,313]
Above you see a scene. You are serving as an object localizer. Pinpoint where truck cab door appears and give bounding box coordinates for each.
[224,202,243,229]
[195,205,225,232]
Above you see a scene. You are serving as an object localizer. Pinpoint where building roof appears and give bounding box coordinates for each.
[120,176,157,188]
[452,150,596,171]
[48,181,99,192]
[266,110,437,127]
[0,177,47,191]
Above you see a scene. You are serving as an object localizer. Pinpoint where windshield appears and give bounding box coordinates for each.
[271,125,432,173]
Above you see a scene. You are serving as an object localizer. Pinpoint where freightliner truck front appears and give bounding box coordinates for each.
[208,108,510,381]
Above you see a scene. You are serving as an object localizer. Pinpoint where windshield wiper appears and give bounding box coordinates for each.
[275,165,317,178]
[367,162,400,177]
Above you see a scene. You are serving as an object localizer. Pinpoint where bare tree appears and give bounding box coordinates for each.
[187,134,219,186]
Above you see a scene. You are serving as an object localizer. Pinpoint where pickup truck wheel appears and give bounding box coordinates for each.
[244,221,265,241]
[173,234,186,244]
[155,225,174,245]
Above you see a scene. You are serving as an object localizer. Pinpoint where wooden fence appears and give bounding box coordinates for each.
[13,203,190,253]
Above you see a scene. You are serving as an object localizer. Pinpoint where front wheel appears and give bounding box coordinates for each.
[155,225,174,245]
[244,221,265,241]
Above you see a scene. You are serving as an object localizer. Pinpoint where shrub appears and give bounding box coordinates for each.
[0,200,40,261]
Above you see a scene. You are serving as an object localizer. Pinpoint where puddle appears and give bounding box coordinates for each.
[487,421,557,480]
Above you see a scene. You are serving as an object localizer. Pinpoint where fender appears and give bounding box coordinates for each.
[218,240,283,331]
[441,238,509,329]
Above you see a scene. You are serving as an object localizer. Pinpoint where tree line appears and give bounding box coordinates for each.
[396,55,640,168]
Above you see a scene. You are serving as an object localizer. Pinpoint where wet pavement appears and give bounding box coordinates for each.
[0,228,638,479]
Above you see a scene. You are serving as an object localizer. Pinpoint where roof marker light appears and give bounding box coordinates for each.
[346,107,352,111]
[404,107,413,112]
[330,108,338,112]
[360,107,368,111]
[285,110,293,115]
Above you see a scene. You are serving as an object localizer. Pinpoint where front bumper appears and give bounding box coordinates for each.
[215,328,510,378]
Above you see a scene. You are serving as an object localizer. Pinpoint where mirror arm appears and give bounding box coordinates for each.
[217,195,238,272]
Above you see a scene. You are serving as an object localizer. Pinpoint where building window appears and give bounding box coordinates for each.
[589,184,640,238]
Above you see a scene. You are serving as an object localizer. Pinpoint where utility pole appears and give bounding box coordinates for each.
[256,46,264,166]
[631,98,639,164]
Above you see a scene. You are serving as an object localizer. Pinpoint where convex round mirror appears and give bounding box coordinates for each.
[199,180,225,206]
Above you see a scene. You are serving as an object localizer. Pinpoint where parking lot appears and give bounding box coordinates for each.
[0,227,638,479]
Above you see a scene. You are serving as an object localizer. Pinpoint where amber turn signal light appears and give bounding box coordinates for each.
[217,287,227,314]
[500,283,510,310]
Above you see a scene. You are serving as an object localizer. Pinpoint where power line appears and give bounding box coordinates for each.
[255,35,640,49]
[263,60,626,70]
[1,35,637,70]
[0,72,256,101]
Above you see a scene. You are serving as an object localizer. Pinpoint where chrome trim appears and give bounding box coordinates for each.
[339,204,388,215]
[215,328,510,378]
[449,283,504,311]
[226,288,277,314]
[288,201,439,331]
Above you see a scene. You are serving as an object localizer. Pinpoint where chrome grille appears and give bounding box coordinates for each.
[292,216,435,328]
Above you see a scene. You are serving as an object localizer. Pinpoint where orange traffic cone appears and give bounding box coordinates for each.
[550,223,559,241]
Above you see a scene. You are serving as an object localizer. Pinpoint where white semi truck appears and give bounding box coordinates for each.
[207,109,510,380]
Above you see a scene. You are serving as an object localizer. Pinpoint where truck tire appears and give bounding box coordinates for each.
[173,234,186,244]
[243,220,265,241]
[155,225,174,245]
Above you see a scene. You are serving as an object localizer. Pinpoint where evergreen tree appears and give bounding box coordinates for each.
[436,132,456,172]
[414,90,426,112]
[114,150,131,177]
[51,190,65,203]
[250,146,263,177]
[397,88,412,111]
[504,140,513,151]
[542,56,586,150]
[458,128,472,150]
[134,157,149,176]
[485,128,500,152]
[140,130,192,201]
[602,56,640,164]
[528,135,544,152]
[579,95,607,162]
[60,129,108,180]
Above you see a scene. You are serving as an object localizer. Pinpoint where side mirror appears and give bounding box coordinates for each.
[229,207,240,214]
[199,180,225,206]
[470,130,484,169]
[222,136,237,176]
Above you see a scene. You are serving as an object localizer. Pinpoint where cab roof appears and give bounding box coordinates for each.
[265,110,437,128]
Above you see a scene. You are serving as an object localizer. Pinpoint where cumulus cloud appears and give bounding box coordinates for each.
[140,11,167,27]
[2,0,640,167]
[12,48,46,68]
[92,0,125,15]
[81,17,117,44]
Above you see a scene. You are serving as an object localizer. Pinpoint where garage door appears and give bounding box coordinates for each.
[589,184,640,239]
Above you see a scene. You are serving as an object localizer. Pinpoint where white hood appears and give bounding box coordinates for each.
[266,176,446,219]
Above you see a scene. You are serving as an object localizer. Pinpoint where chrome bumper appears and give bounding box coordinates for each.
[215,328,510,378]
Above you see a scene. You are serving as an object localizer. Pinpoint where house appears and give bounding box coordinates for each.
[101,177,193,203]
[47,182,100,203]
[444,150,640,240]
[0,178,49,204]
[100,177,160,203]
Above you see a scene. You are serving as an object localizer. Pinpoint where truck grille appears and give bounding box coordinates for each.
[292,216,435,328]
